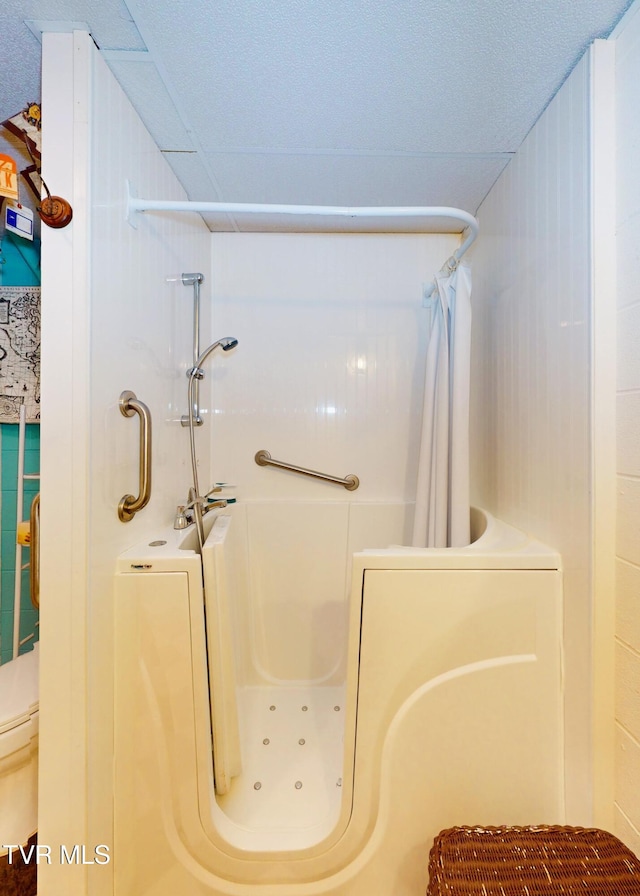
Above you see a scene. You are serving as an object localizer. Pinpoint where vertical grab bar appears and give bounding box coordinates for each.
[29,493,40,610]
[118,390,152,522]
[13,405,40,657]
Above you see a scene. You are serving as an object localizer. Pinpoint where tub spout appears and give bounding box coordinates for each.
[204,499,227,512]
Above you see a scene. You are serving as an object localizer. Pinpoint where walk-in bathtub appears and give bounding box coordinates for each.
[114,505,563,895]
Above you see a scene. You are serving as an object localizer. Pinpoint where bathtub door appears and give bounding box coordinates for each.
[202,514,242,794]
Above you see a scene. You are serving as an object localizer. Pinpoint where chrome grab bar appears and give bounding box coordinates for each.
[29,493,40,610]
[255,449,359,491]
[118,390,153,521]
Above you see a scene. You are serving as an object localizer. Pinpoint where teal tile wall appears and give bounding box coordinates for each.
[0,232,41,663]
[0,232,41,288]
[0,423,40,663]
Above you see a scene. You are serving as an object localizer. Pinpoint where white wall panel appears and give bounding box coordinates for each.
[39,31,211,896]
[617,560,640,653]
[88,50,211,895]
[617,478,640,567]
[618,304,640,391]
[39,35,89,896]
[618,393,640,475]
[616,642,640,743]
[614,803,640,857]
[208,232,458,504]
[470,52,592,822]
[616,725,640,837]
[89,72,211,549]
[615,0,640,852]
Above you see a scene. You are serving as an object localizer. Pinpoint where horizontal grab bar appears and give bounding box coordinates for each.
[255,450,359,491]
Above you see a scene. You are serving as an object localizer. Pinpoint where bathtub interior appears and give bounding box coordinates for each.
[202,500,414,849]
[220,501,413,684]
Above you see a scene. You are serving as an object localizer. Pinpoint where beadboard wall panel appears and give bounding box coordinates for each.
[469,52,592,822]
[39,32,212,896]
[615,0,640,852]
[208,232,458,504]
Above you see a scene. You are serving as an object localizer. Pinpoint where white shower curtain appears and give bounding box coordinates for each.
[412,263,472,548]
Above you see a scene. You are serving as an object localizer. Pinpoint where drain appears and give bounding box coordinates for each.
[334,705,341,712]
[295,781,303,790]
[269,705,276,711]
[254,782,262,790]
[301,705,308,712]
[263,738,270,745]
[298,738,306,745]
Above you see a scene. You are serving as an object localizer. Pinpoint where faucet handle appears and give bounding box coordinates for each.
[173,505,189,530]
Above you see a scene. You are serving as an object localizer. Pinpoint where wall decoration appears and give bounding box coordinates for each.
[0,287,40,421]
[1,105,73,229]
[0,154,18,201]
[2,104,41,161]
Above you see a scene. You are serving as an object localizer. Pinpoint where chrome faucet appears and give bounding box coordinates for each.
[173,505,189,529]
[173,486,227,529]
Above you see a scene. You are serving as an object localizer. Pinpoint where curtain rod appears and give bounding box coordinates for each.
[126,180,478,242]
[125,181,478,295]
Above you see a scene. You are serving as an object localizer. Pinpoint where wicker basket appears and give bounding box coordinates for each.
[426,825,640,895]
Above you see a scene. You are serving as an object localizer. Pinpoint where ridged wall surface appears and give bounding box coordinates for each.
[86,43,213,892]
[469,51,592,823]
[614,2,640,856]
[208,231,458,503]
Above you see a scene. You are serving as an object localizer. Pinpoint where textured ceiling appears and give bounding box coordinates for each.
[0,0,635,231]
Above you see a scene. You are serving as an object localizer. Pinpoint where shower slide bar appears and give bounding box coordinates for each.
[180,272,205,427]
[255,449,359,491]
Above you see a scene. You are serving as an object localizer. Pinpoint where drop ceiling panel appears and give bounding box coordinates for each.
[104,55,196,152]
[161,150,508,232]
[126,0,631,154]
[13,0,145,50]
[0,21,41,118]
[202,151,510,209]
[205,212,469,234]
[0,0,634,231]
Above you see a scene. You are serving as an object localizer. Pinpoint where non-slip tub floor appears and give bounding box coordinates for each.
[217,686,345,836]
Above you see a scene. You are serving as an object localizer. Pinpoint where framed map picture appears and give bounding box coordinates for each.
[0,287,40,422]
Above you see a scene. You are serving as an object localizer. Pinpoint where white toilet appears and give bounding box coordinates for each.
[0,643,39,853]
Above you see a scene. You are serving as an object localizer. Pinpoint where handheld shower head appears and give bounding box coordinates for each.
[187,337,239,383]
[184,335,238,546]
[191,336,238,374]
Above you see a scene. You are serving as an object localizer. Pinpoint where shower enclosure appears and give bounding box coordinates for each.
[109,227,562,893]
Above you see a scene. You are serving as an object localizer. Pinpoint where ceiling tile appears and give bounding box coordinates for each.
[0,0,634,230]
[104,53,196,152]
